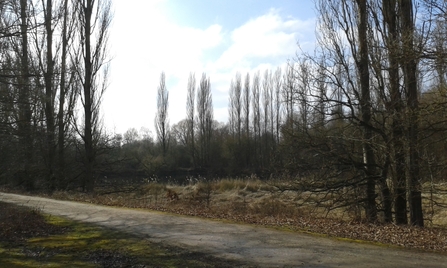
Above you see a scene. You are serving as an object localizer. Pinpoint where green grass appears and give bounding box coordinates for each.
[0,202,244,267]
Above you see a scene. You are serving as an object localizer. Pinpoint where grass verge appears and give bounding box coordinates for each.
[0,201,246,267]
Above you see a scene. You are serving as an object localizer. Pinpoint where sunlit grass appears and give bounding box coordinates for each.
[0,203,240,267]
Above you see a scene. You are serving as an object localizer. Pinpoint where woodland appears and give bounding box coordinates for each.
[1,0,447,228]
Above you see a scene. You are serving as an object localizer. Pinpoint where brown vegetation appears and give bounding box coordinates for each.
[166,188,179,201]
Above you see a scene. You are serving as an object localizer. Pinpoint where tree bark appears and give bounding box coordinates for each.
[356,0,377,222]
[400,0,423,227]
[58,0,70,186]
[43,0,56,191]
[383,0,408,225]
[82,0,94,192]
[76,0,111,192]
[18,0,33,190]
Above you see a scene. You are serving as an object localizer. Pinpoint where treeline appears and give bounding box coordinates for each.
[120,70,287,178]
[2,0,447,226]
[0,0,112,192]
[118,0,447,226]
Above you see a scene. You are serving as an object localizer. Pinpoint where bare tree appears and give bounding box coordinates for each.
[197,73,213,167]
[292,0,382,221]
[228,72,242,142]
[228,79,236,136]
[227,72,244,171]
[400,0,423,226]
[243,72,251,139]
[355,0,377,222]
[314,60,327,128]
[262,69,272,165]
[283,64,295,135]
[74,0,112,192]
[252,71,261,165]
[42,0,56,188]
[32,0,76,189]
[234,72,242,144]
[186,72,196,167]
[273,67,282,144]
[382,0,407,224]
[57,0,78,186]
[123,127,139,145]
[296,59,311,132]
[242,72,251,167]
[171,119,189,147]
[17,0,33,190]
[262,69,271,136]
[155,72,170,157]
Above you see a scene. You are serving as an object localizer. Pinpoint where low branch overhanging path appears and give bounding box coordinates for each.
[1,192,446,267]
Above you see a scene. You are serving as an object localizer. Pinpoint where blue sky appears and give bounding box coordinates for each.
[164,0,316,29]
[104,0,316,135]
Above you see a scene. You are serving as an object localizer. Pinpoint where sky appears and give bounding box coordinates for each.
[103,0,317,136]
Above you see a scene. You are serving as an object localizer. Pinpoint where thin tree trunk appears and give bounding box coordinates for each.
[380,147,393,222]
[18,0,33,190]
[58,0,70,187]
[44,0,56,191]
[83,0,94,192]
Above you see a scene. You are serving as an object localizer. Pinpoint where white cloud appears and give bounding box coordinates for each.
[104,0,224,134]
[144,23,223,77]
[103,5,315,135]
[200,9,315,125]
[214,9,314,71]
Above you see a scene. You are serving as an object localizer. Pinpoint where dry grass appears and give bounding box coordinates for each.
[422,181,447,226]
[46,178,447,225]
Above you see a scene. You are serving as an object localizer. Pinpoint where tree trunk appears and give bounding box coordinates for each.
[400,0,423,227]
[44,0,56,191]
[383,0,408,224]
[379,151,393,222]
[18,0,33,191]
[83,0,94,192]
[58,0,70,187]
[356,0,377,222]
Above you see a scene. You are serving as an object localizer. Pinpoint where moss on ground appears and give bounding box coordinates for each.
[0,201,244,267]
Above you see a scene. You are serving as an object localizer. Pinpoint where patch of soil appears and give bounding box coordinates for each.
[0,202,69,245]
[86,249,143,267]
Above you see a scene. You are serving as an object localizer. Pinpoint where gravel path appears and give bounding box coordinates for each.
[1,192,446,267]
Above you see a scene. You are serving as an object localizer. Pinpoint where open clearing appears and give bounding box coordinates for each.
[1,192,447,267]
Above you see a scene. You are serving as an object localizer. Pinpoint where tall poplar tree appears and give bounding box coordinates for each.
[75,0,112,192]
[155,71,170,157]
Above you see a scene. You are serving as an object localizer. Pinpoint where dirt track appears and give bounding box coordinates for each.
[1,192,446,267]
